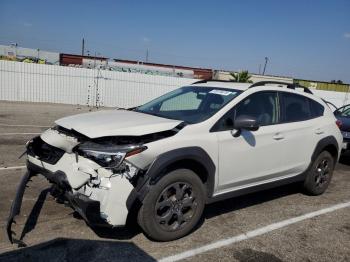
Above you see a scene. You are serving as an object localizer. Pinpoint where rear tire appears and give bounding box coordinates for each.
[137,169,205,241]
[303,151,334,195]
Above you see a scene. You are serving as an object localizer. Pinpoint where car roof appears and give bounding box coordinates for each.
[190,80,326,104]
[190,81,251,91]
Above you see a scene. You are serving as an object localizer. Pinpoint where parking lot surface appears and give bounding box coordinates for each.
[0,101,349,262]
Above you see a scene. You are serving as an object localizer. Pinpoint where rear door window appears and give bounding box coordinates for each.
[281,92,312,122]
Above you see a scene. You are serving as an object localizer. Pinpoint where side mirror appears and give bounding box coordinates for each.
[234,115,260,131]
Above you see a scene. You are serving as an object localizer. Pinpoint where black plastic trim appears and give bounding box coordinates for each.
[126,147,216,210]
[311,135,339,162]
[207,173,306,204]
[192,79,235,84]
[249,81,313,94]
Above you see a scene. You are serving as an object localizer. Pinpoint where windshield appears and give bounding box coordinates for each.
[135,86,242,124]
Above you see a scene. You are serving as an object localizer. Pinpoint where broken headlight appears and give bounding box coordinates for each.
[76,141,146,169]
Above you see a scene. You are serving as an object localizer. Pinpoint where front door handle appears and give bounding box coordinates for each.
[273,133,284,140]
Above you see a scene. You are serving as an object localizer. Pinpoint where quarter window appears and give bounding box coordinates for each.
[309,99,324,118]
[281,93,311,122]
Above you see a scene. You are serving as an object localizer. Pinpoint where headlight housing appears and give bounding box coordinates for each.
[76,141,146,169]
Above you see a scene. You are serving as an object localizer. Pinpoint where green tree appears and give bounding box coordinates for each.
[230,70,253,83]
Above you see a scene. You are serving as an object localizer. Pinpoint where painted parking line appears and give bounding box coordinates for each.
[0,123,50,128]
[0,166,26,171]
[0,133,41,135]
[159,201,350,262]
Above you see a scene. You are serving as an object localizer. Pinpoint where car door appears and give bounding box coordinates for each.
[213,91,288,192]
[277,92,323,174]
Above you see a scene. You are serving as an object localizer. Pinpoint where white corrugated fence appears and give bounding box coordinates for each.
[0,60,349,108]
[0,60,195,107]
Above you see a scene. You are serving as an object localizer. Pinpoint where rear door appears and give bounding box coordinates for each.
[278,92,324,175]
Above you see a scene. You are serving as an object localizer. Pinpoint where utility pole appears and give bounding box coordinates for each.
[82,38,85,56]
[146,48,149,63]
[262,57,269,75]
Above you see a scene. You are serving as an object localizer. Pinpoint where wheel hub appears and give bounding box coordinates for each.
[155,182,196,231]
[315,159,330,187]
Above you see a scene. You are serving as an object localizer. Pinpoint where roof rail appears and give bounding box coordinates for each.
[192,79,234,84]
[249,81,313,94]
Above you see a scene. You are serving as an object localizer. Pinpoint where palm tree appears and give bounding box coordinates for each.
[230,70,253,83]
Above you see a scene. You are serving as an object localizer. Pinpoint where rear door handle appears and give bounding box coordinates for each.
[273,133,284,140]
[315,128,324,135]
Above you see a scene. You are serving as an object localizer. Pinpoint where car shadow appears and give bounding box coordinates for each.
[15,186,142,244]
[339,151,350,165]
[16,188,50,246]
[202,182,301,220]
[0,238,156,262]
[18,183,302,243]
[90,222,141,241]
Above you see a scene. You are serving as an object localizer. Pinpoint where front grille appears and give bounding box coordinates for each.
[27,137,65,164]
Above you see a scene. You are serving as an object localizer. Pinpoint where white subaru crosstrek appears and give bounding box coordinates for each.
[7,80,342,242]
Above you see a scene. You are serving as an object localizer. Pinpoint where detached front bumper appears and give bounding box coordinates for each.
[27,161,108,226]
[6,162,107,244]
[7,155,134,244]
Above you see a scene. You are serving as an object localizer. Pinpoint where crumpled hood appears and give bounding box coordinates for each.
[55,109,182,138]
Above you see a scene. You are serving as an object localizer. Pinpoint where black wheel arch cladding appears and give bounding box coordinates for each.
[126,146,216,210]
[311,136,339,163]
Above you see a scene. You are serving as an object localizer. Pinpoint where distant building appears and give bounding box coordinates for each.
[59,53,108,67]
[114,59,212,79]
[1,44,348,92]
[213,70,293,84]
[0,44,59,64]
[59,54,212,79]
[294,79,350,93]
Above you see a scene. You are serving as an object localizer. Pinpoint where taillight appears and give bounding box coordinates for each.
[336,120,342,129]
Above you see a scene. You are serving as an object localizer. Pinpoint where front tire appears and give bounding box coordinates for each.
[137,169,205,241]
[303,151,335,195]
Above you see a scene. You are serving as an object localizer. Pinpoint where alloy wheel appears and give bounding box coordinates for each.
[315,159,330,187]
[155,182,197,231]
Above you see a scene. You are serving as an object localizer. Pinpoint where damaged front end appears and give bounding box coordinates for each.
[6,126,151,244]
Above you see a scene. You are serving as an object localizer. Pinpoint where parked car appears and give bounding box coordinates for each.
[334,104,350,151]
[7,80,343,242]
